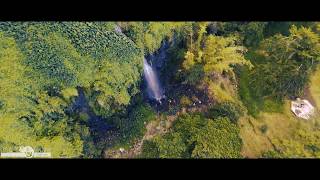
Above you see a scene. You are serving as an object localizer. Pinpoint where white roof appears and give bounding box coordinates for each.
[291,99,315,120]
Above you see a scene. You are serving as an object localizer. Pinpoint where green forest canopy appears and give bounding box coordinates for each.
[1,22,320,158]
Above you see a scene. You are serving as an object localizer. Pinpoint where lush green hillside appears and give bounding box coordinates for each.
[1,22,320,158]
[0,22,144,157]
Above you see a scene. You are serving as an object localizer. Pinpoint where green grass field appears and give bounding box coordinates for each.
[240,66,320,158]
[239,52,320,158]
[310,66,320,108]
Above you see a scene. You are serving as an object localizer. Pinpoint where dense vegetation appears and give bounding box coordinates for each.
[1,21,320,158]
[141,114,242,158]
[0,22,144,157]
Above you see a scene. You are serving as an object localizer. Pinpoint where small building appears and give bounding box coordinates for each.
[291,98,315,120]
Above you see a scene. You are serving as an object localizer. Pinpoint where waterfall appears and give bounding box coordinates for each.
[143,58,164,103]
[114,24,165,104]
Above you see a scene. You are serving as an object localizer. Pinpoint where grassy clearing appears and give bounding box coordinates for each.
[260,101,299,139]
[240,97,320,158]
[310,66,320,108]
[239,115,273,158]
[238,49,291,157]
[239,100,305,158]
[208,81,236,103]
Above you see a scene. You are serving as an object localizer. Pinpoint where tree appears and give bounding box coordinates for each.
[239,22,267,47]
[181,26,252,103]
[116,103,156,147]
[0,32,84,157]
[0,22,146,158]
[120,22,188,54]
[183,34,252,84]
[191,117,242,158]
[207,102,244,123]
[140,114,243,158]
[252,25,320,99]
[152,133,188,158]
[202,35,252,79]
[88,60,142,117]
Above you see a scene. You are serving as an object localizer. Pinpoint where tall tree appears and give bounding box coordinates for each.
[252,25,320,99]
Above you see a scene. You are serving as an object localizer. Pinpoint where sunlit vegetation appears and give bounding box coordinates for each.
[1,21,320,158]
[0,22,144,158]
[141,114,242,158]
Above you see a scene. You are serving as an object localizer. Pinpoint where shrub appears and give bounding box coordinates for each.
[79,112,89,122]
[0,100,4,109]
[207,102,243,123]
[61,87,78,101]
[180,95,192,107]
[260,125,268,134]
[142,114,243,158]
[115,104,156,148]
[140,140,160,158]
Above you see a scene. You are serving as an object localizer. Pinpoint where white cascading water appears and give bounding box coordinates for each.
[143,58,164,103]
[114,24,164,103]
